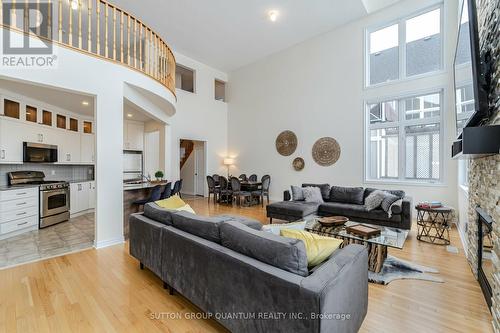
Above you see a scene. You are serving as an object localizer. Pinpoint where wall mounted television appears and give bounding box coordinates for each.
[453,0,490,137]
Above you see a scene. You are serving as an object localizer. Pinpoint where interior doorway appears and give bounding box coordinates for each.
[179,139,206,197]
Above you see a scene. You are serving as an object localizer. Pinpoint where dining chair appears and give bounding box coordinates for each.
[218,176,232,203]
[252,175,271,207]
[133,185,162,210]
[172,179,183,197]
[212,174,220,184]
[206,176,219,204]
[248,174,257,182]
[231,177,252,206]
[238,174,248,181]
[160,182,172,199]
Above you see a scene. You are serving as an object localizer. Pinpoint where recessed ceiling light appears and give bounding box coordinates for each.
[82,101,89,106]
[268,10,279,22]
[127,113,133,118]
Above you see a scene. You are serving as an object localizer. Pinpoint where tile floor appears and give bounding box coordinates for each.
[0,213,95,269]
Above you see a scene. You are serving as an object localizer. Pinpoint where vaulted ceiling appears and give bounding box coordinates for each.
[111,0,401,71]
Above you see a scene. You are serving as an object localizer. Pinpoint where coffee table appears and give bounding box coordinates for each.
[304,217,409,273]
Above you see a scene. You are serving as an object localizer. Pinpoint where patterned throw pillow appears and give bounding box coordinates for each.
[303,187,324,203]
[291,185,305,201]
[364,190,386,211]
[380,192,401,212]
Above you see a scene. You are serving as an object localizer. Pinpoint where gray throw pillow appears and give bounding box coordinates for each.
[380,192,401,212]
[364,190,385,211]
[329,186,365,205]
[303,186,324,203]
[291,186,305,201]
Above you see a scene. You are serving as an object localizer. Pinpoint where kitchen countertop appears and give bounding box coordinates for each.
[123,182,168,191]
[69,179,95,184]
[0,185,40,191]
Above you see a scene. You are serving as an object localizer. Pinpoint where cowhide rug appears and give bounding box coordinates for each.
[369,255,444,285]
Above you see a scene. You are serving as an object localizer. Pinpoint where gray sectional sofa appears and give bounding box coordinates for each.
[267,184,412,230]
[130,202,368,333]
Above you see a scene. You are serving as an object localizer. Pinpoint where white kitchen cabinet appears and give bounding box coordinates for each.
[58,130,81,164]
[81,133,95,164]
[70,181,95,215]
[124,120,144,151]
[0,118,24,163]
[88,181,96,209]
[0,118,60,163]
[0,187,39,238]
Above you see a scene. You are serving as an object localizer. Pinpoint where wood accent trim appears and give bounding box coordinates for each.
[42,110,52,126]
[25,105,37,123]
[83,121,93,134]
[69,118,78,132]
[56,114,66,129]
[4,99,20,119]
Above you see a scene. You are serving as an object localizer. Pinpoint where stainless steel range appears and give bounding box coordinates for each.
[8,171,70,228]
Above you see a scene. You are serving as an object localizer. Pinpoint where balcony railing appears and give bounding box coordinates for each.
[0,0,176,96]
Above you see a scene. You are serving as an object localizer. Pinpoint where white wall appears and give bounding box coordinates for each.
[167,53,229,196]
[228,0,460,210]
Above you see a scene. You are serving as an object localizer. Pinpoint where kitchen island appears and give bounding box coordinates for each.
[123,181,168,238]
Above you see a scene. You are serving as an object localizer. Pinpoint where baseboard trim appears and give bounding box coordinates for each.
[70,209,95,219]
[95,236,125,249]
[456,221,468,255]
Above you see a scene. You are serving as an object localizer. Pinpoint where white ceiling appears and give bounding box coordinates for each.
[111,0,399,72]
[123,100,155,122]
[0,78,94,116]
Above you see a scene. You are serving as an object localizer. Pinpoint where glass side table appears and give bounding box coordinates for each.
[416,206,453,245]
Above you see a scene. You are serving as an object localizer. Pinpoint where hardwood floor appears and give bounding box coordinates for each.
[0,196,492,333]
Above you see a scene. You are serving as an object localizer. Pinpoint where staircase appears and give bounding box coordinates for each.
[180,140,194,170]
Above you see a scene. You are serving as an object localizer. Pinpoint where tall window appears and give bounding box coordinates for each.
[366,6,443,86]
[366,91,443,183]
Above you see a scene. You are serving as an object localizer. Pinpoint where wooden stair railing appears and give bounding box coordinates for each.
[0,0,176,97]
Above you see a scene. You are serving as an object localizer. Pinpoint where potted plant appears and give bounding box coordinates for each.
[154,170,164,182]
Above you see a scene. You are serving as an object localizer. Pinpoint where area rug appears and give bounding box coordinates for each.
[368,255,444,285]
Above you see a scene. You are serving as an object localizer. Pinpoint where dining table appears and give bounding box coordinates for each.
[240,180,262,191]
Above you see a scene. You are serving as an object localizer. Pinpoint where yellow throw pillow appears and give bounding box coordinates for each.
[155,196,186,209]
[176,204,196,214]
[280,229,343,267]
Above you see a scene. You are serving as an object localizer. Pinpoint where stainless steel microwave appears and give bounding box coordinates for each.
[23,142,58,163]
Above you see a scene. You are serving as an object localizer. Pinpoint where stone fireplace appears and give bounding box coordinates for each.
[465,0,500,331]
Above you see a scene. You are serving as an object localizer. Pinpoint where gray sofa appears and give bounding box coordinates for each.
[267,184,412,230]
[130,202,368,333]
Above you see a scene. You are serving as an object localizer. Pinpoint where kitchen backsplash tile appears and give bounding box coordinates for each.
[0,164,94,186]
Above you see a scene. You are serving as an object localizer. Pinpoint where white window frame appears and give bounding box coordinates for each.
[364,3,445,88]
[364,89,445,185]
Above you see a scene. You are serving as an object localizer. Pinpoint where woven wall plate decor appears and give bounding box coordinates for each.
[275,130,298,156]
[292,157,305,171]
[312,137,341,166]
